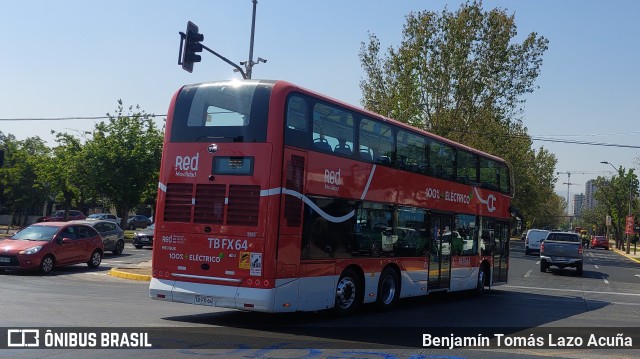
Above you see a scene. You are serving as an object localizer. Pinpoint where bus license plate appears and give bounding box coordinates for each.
[195,295,214,306]
[0,257,9,263]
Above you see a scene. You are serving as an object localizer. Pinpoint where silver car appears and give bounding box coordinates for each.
[70,220,125,255]
[86,213,121,223]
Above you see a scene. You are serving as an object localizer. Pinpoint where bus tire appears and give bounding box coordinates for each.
[377,267,400,310]
[475,266,487,296]
[334,268,361,315]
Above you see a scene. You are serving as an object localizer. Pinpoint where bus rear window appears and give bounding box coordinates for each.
[171,80,271,143]
[213,157,254,175]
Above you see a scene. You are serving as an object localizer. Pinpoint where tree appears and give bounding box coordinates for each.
[593,168,638,251]
[359,1,552,229]
[81,100,163,229]
[0,132,50,228]
[39,132,85,220]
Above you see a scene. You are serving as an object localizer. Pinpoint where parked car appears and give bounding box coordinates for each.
[524,229,550,255]
[132,223,154,249]
[37,210,86,222]
[86,213,120,223]
[71,220,125,255]
[591,235,609,250]
[0,222,104,274]
[127,215,152,230]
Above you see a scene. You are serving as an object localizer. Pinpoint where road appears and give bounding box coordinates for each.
[0,240,639,358]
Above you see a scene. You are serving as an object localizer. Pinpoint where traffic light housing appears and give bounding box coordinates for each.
[182,21,204,73]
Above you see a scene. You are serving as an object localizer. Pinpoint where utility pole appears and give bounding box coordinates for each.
[241,0,267,79]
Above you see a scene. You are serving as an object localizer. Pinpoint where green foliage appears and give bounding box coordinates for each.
[359,0,556,229]
[81,100,163,227]
[40,132,85,218]
[0,101,163,226]
[593,168,638,246]
[0,132,50,224]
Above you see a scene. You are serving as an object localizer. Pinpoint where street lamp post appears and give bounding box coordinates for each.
[601,161,633,253]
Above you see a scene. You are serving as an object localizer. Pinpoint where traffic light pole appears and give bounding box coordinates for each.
[178,32,247,79]
[178,2,264,77]
[202,44,248,80]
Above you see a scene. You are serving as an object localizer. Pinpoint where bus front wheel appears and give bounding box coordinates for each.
[334,268,361,315]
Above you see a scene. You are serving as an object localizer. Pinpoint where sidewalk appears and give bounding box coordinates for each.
[108,260,152,281]
[610,244,640,263]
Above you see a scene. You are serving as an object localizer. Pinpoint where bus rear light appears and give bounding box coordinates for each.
[157,294,166,299]
[244,303,255,308]
[255,280,260,286]
[263,280,269,286]
[282,303,291,308]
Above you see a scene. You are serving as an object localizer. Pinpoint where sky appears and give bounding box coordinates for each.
[2,0,640,214]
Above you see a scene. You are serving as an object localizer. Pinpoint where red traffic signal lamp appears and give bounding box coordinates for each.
[181,21,204,73]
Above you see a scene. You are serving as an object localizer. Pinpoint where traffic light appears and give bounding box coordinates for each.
[181,21,204,73]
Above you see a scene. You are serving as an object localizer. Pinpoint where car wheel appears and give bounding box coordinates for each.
[525,248,530,255]
[134,244,143,249]
[87,250,102,268]
[334,268,361,315]
[540,260,548,272]
[377,267,400,310]
[40,255,55,274]
[113,240,125,255]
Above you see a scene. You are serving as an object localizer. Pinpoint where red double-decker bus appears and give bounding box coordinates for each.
[150,79,513,313]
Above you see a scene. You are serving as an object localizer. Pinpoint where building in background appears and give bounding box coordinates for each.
[573,193,585,216]
[585,179,599,209]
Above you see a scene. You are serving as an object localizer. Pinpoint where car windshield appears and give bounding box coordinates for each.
[87,214,102,219]
[11,226,59,241]
[547,233,580,242]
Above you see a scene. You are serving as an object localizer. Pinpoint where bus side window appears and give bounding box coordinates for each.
[360,118,394,165]
[285,95,310,149]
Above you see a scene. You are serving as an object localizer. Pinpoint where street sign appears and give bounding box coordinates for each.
[606,215,612,227]
[625,215,635,235]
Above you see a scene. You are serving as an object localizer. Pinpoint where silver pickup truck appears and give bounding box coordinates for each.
[539,231,583,275]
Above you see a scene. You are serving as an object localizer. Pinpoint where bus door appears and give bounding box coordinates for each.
[492,221,509,284]
[428,214,452,290]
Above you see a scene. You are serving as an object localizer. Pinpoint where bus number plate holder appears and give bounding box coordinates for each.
[195,295,214,306]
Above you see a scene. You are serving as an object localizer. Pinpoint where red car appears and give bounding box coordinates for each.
[37,210,86,222]
[591,235,609,250]
[0,222,104,274]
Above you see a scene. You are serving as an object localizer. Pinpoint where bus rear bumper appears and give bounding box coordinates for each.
[149,277,278,312]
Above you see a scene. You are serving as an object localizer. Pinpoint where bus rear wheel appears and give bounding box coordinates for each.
[334,268,361,315]
[377,267,400,310]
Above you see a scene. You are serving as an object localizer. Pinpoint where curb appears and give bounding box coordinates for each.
[108,268,151,281]
[611,248,640,263]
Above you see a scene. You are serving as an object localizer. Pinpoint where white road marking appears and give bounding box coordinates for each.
[603,278,609,284]
[524,270,532,278]
[505,285,640,297]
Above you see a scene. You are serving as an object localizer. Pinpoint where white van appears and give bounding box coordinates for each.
[524,229,550,255]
